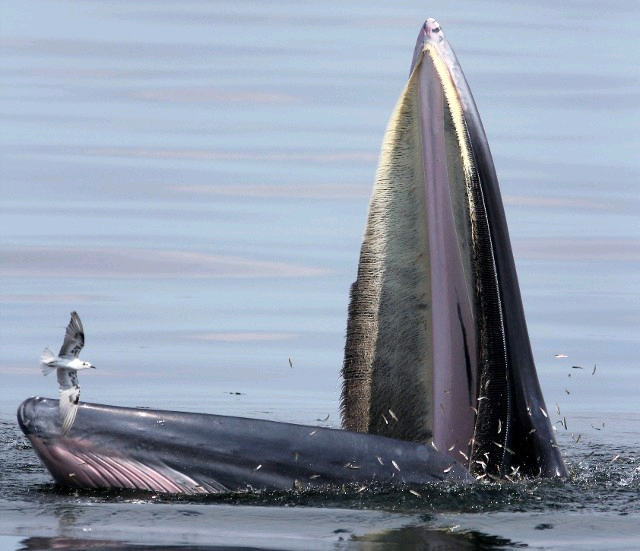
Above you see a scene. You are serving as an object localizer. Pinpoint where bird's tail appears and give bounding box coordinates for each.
[40,347,56,375]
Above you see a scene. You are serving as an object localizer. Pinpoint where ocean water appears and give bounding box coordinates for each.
[1,0,639,549]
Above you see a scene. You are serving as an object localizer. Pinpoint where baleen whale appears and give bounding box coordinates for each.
[17,18,567,493]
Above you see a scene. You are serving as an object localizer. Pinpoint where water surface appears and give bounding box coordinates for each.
[1,0,639,549]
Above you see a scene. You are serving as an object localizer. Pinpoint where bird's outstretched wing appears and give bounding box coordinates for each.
[57,368,80,435]
[59,311,84,358]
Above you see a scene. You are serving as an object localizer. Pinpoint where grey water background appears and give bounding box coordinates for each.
[1,0,638,549]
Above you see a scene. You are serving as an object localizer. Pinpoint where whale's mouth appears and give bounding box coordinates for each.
[16,18,566,494]
[341,19,566,479]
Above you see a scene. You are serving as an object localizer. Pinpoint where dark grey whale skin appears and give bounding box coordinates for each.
[18,397,474,494]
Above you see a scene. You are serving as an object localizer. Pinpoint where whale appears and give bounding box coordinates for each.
[17,18,567,494]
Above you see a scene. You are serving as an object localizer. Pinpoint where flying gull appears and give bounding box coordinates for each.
[40,311,96,434]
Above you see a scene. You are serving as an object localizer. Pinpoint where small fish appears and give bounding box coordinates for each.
[497,419,502,434]
[391,460,400,472]
[554,354,568,358]
[388,409,398,422]
[443,465,453,473]
[571,365,584,370]
[376,456,384,466]
[575,434,581,444]
[611,455,620,463]
[539,407,548,418]
[40,312,97,435]
[459,450,469,461]
[555,403,561,415]
[565,388,571,395]
[409,489,422,497]
[592,364,597,375]
[288,357,293,368]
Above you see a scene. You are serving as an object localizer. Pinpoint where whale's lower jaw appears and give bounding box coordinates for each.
[18,397,474,494]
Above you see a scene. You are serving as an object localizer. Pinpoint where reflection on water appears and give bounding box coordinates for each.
[16,528,522,551]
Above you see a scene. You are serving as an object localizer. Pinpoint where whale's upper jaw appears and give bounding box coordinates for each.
[342,18,567,479]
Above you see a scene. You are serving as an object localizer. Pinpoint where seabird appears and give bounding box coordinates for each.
[40,311,96,434]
